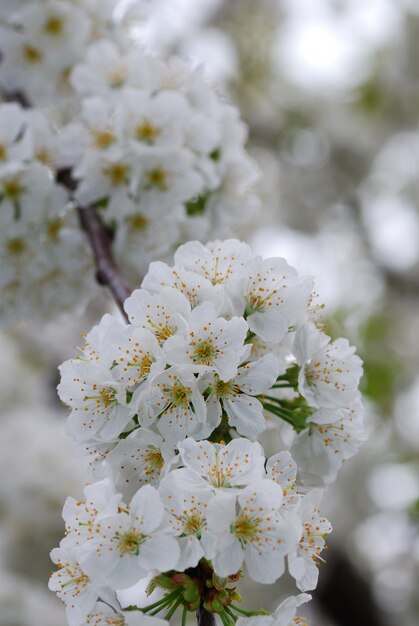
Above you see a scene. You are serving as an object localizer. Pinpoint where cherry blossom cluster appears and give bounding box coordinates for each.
[0,0,153,105]
[0,102,94,326]
[56,45,259,280]
[0,0,259,326]
[51,239,365,626]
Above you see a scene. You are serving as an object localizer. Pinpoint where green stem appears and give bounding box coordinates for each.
[181,605,188,626]
[219,611,234,626]
[141,589,182,613]
[262,403,296,427]
[263,396,297,411]
[163,597,182,621]
[230,605,254,617]
[224,606,238,623]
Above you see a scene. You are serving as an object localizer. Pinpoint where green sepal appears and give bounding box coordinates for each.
[146,574,178,594]
[204,598,224,614]
[182,584,201,603]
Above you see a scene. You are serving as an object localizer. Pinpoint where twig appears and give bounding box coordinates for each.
[196,602,215,626]
[57,168,132,320]
[77,206,132,319]
[0,89,30,108]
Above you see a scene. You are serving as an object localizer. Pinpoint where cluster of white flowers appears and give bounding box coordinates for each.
[0,0,153,105]
[57,47,259,279]
[0,0,259,326]
[51,239,365,626]
[0,102,94,326]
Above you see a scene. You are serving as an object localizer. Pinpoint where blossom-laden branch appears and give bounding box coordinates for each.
[0,80,133,320]
[57,169,132,320]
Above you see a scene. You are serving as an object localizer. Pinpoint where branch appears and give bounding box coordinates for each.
[57,169,132,320]
[77,206,132,319]
[196,602,215,626]
[0,88,30,108]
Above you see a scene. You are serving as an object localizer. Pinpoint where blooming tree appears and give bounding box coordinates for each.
[0,2,366,626]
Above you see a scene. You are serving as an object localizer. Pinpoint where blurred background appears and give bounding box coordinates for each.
[1,1,419,624]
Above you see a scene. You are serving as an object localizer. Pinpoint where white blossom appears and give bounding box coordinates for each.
[84,602,168,626]
[163,301,248,381]
[207,481,301,584]
[80,485,180,589]
[294,322,363,409]
[199,354,280,438]
[287,491,332,591]
[177,438,265,491]
[105,429,175,500]
[159,471,214,570]
[124,287,191,344]
[49,546,116,626]
[230,257,314,344]
[58,359,134,443]
[136,366,207,442]
[236,594,311,626]
[291,403,366,486]
[61,478,122,548]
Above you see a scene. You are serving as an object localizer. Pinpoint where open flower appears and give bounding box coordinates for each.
[207,480,301,584]
[159,471,214,570]
[177,437,265,492]
[49,546,116,626]
[58,360,134,443]
[294,322,363,409]
[81,485,180,589]
[136,367,206,443]
[164,301,248,381]
[199,353,280,438]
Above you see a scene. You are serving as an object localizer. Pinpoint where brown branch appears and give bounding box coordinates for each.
[0,89,30,108]
[77,206,132,319]
[196,602,215,626]
[57,169,132,320]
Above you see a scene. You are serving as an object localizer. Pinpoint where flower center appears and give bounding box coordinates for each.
[35,148,52,164]
[126,353,153,381]
[116,530,145,556]
[99,387,117,408]
[146,318,175,343]
[183,513,205,536]
[60,569,89,594]
[232,513,261,546]
[169,383,191,407]
[46,218,63,240]
[143,448,164,476]
[44,15,64,36]
[23,44,43,63]
[136,120,161,143]
[6,237,26,256]
[105,163,130,186]
[129,214,148,231]
[247,288,278,313]
[3,178,23,200]
[147,167,168,190]
[214,378,234,398]
[92,130,115,149]
[192,339,218,366]
[109,69,126,88]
